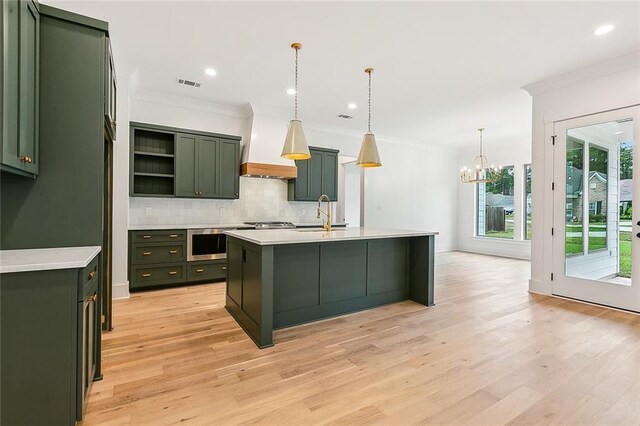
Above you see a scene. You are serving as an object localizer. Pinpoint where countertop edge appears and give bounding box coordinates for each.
[224,229,438,246]
[0,246,102,274]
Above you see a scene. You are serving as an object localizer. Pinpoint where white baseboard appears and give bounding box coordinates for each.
[112,281,130,299]
[528,278,551,295]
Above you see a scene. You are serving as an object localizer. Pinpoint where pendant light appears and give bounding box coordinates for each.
[460,128,501,183]
[281,42,311,160]
[357,68,382,167]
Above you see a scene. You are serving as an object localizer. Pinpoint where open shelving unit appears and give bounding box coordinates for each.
[131,128,176,196]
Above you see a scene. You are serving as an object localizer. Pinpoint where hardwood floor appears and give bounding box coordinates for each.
[83,251,640,425]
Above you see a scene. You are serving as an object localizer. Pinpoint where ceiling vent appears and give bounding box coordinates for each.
[177,78,201,88]
[337,114,353,119]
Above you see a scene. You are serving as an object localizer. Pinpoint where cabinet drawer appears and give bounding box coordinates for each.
[131,243,185,265]
[130,263,185,289]
[78,255,99,301]
[187,260,227,282]
[130,230,185,243]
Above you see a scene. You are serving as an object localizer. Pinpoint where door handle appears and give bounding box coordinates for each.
[637,233,640,239]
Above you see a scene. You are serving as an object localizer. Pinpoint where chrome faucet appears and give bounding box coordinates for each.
[317,194,332,231]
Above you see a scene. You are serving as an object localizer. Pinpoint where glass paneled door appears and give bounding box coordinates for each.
[553,106,639,312]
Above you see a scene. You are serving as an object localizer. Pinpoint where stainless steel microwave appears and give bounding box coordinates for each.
[187,229,228,261]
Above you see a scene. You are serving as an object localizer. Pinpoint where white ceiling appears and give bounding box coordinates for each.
[45,1,640,148]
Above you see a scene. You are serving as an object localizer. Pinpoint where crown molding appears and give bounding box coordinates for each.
[522,52,640,97]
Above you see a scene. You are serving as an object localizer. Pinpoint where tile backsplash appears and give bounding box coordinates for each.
[129,177,320,226]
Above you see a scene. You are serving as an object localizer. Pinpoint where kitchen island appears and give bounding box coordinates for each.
[224,227,437,348]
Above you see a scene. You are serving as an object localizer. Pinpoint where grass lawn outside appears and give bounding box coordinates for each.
[484,214,514,239]
[565,231,632,278]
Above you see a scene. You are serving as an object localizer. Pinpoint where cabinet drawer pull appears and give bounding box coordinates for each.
[142,235,152,239]
[169,234,178,238]
[142,252,152,256]
[142,273,151,278]
[169,250,178,254]
[168,271,177,275]
[222,266,227,271]
[196,268,205,273]
[88,271,96,280]
[89,294,97,303]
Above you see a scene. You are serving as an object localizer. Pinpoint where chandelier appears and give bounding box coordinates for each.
[460,128,501,183]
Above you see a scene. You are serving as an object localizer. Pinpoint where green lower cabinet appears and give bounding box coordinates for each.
[1,255,101,425]
[130,262,186,289]
[187,259,227,282]
[131,242,185,265]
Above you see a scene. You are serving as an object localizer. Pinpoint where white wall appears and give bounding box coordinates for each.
[523,53,640,295]
[363,140,458,252]
[456,138,532,259]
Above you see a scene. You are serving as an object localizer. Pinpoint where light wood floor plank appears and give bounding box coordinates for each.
[81,251,640,425]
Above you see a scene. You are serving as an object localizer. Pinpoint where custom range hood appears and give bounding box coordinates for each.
[240,111,298,179]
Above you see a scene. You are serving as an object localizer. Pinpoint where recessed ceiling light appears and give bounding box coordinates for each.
[594,24,614,36]
[204,68,217,76]
[347,103,357,110]
[286,88,296,95]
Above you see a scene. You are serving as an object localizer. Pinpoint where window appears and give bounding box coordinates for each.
[524,164,532,240]
[477,166,515,239]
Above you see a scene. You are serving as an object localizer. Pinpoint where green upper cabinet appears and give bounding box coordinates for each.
[1,0,39,177]
[288,146,339,202]
[175,133,197,197]
[104,38,116,141]
[218,139,240,199]
[197,136,218,198]
[131,123,240,199]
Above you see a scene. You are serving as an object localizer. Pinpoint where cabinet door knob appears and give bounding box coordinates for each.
[142,252,152,256]
[168,271,177,275]
[169,250,178,254]
[196,268,204,273]
[88,271,96,280]
[19,155,27,163]
[142,273,151,278]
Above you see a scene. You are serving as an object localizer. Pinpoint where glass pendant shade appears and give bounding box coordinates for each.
[281,119,310,160]
[356,132,382,167]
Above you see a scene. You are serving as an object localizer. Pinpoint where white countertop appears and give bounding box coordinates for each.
[224,227,438,246]
[0,246,101,274]
[128,222,347,230]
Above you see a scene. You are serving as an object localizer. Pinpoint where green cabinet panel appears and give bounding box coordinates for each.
[1,0,39,177]
[175,133,197,197]
[242,246,263,326]
[367,239,408,295]
[198,136,218,198]
[104,38,116,141]
[288,146,339,202]
[226,238,243,306]
[309,152,323,200]
[273,243,320,313]
[187,259,227,282]
[320,241,367,303]
[218,139,240,198]
[322,151,338,200]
